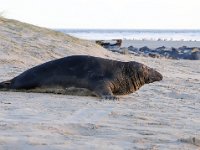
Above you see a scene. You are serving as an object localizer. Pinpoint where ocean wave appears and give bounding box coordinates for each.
[59,29,200,41]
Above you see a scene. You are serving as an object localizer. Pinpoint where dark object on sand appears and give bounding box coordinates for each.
[96,39,122,49]
[190,48,200,60]
[112,45,200,60]
[0,55,163,100]
[148,53,160,58]
[139,46,152,53]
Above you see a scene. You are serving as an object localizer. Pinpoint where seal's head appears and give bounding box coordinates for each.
[142,65,163,83]
[128,61,163,85]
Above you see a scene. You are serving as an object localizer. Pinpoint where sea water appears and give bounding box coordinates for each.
[59,29,200,41]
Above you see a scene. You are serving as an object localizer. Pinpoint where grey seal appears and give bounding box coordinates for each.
[0,55,163,100]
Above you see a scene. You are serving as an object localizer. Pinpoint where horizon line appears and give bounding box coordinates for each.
[56,28,200,31]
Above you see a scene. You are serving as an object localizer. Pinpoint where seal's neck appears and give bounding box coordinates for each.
[131,72,145,91]
[124,63,145,92]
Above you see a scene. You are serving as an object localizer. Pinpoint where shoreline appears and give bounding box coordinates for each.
[60,29,200,42]
[122,39,200,48]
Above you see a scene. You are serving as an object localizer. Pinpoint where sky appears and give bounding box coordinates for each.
[0,0,200,29]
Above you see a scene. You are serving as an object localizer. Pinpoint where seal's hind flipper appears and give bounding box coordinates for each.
[0,80,12,89]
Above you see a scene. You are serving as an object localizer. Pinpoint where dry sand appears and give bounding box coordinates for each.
[0,18,200,149]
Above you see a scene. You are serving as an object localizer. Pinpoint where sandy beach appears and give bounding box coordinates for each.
[0,18,200,149]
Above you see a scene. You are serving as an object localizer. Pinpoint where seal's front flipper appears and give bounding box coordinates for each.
[101,95,119,101]
[93,84,119,101]
[0,80,12,89]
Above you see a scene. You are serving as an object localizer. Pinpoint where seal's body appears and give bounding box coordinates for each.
[0,55,163,99]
